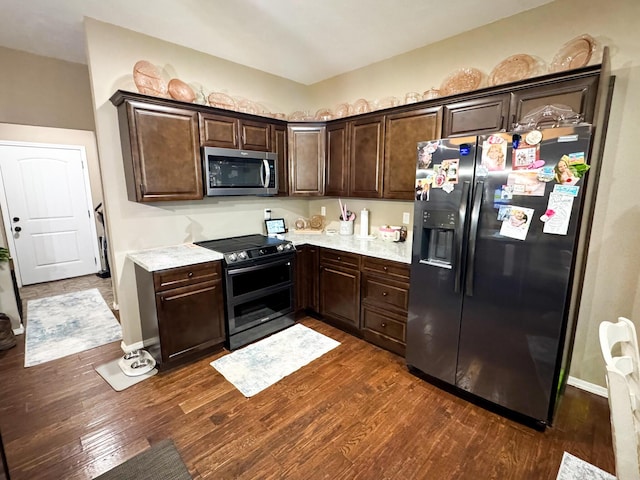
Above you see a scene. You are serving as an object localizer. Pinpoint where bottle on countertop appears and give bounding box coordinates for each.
[360,208,369,237]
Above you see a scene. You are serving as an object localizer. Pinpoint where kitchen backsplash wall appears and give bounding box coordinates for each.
[307,198,413,236]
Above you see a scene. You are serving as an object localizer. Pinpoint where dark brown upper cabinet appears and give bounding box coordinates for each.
[199,113,271,151]
[442,94,510,138]
[384,107,443,200]
[272,124,288,196]
[288,123,326,196]
[349,115,385,198]
[114,99,203,202]
[509,75,599,128]
[325,121,350,197]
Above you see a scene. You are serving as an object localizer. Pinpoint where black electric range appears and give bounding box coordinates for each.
[195,234,296,349]
[195,234,295,267]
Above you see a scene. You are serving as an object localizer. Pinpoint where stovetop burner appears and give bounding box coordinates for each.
[195,234,295,265]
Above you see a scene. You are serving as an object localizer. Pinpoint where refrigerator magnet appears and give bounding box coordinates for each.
[500,185,514,200]
[442,159,459,184]
[499,206,535,241]
[442,182,454,194]
[543,193,574,235]
[497,205,512,221]
[525,130,543,145]
[481,137,507,171]
[537,166,555,182]
[512,144,540,170]
[553,184,579,197]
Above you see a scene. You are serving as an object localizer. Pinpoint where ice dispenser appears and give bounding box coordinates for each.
[420,210,456,269]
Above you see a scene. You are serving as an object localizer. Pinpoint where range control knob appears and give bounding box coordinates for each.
[227,253,238,262]
[284,243,293,250]
[238,251,248,260]
[277,244,284,252]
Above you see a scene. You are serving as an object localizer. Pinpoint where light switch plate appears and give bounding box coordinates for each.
[321,206,326,216]
[402,212,410,224]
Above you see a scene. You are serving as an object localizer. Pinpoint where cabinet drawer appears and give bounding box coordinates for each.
[361,256,409,282]
[362,276,409,312]
[153,261,222,292]
[362,306,406,342]
[319,248,361,270]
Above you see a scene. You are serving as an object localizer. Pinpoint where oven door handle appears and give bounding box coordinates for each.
[226,258,292,276]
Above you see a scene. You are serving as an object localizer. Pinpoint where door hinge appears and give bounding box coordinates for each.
[140,183,145,194]
[88,210,90,218]
[94,257,97,265]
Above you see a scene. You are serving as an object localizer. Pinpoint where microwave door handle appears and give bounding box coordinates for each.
[262,159,270,187]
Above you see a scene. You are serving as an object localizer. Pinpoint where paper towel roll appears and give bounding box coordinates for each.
[360,208,369,237]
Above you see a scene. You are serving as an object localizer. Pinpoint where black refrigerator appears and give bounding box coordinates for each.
[406,125,593,427]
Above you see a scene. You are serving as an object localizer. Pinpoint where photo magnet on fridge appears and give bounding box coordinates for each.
[499,206,535,241]
[481,136,507,171]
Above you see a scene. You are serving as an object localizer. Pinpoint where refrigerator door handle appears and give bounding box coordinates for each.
[454,180,471,294]
[465,180,484,297]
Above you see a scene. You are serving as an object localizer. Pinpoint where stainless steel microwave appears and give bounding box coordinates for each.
[203,147,278,196]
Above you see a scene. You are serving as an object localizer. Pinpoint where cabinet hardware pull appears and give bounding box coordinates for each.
[337,256,341,261]
[188,272,194,277]
[382,292,388,296]
[381,322,387,327]
[383,266,388,271]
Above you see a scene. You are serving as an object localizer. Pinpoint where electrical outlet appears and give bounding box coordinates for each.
[402,212,411,225]
[321,206,326,216]
[264,209,271,220]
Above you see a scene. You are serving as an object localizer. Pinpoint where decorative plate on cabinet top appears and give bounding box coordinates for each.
[315,108,334,121]
[334,103,352,118]
[372,96,400,110]
[351,98,371,115]
[208,92,237,110]
[439,68,484,96]
[550,34,596,72]
[133,60,168,97]
[236,97,259,114]
[489,54,542,86]
[167,78,196,103]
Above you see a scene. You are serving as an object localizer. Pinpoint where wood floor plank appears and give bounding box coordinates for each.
[1,276,616,479]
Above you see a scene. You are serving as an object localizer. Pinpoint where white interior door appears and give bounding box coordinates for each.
[0,142,100,285]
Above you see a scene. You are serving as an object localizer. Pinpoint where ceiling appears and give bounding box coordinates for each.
[0,0,554,85]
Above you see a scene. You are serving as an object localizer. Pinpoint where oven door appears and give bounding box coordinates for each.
[225,253,294,336]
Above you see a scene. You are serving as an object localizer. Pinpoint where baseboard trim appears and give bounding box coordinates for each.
[567,375,608,398]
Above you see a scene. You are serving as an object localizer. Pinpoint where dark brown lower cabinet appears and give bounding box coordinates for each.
[295,245,319,313]
[136,261,225,369]
[313,248,410,356]
[360,256,411,356]
[319,249,361,334]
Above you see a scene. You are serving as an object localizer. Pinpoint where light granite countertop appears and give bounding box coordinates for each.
[128,233,412,272]
[127,244,224,272]
[285,233,412,264]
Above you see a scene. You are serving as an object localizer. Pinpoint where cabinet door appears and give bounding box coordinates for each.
[288,124,326,196]
[319,264,360,330]
[295,245,319,312]
[155,280,225,364]
[509,75,599,128]
[272,124,288,196]
[384,107,443,200]
[350,115,384,198]
[123,101,202,202]
[240,119,271,151]
[199,113,239,148]
[442,94,509,137]
[325,121,349,197]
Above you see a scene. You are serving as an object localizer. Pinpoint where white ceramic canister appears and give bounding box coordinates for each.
[339,220,354,236]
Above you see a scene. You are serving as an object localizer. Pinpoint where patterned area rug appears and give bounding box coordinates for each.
[211,323,340,397]
[25,288,122,367]
[556,452,615,480]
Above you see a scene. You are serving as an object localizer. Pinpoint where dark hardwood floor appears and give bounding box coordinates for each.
[0,276,614,479]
